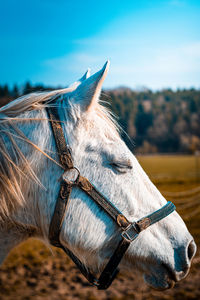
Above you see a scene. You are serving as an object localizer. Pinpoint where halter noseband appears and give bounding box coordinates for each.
[46,105,176,290]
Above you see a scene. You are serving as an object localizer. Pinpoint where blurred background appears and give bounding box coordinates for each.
[0,0,200,299]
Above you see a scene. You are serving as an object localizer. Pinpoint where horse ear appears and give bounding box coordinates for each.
[71,60,110,112]
[79,68,91,82]
[69,68,91,89]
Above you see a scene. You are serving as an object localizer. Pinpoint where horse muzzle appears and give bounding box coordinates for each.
[144,239,196,290]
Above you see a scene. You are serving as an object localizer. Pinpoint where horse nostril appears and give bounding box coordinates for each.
[187,240,196,261]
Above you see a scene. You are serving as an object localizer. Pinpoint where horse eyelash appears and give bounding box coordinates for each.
[110,161,133,172]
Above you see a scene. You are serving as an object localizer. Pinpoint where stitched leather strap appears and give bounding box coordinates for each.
[47,106,73,169]
[61,246,97,284]
[49,181,72,247]
[78,176,130,227]
[97,239,130,289]
[136,201,176,232]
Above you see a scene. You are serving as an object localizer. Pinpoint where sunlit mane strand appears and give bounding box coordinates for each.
[0,88,70,119]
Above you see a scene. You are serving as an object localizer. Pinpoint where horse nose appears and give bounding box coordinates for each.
[174,239,196,281]
[187,239,196,261]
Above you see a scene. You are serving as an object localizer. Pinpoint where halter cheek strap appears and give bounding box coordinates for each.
[46,105,176,290]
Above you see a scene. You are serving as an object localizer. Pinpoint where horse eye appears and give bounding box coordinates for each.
[110,161,132,173]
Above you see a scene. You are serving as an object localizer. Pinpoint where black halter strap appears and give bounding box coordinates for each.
[46,105,176,290]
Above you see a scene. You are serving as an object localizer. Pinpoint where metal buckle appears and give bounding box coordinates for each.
[62,167,80,184]
[121,223,139,242]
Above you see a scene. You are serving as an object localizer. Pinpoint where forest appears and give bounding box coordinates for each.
[0,82,200,154]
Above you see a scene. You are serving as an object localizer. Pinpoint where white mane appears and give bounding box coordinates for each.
[0,88,70,118]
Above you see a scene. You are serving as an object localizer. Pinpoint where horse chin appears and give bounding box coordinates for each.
[143,273,175,291]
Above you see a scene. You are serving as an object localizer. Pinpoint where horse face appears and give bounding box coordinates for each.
[59,62,196,290]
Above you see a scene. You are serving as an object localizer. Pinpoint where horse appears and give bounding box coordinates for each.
[0,61,196,290]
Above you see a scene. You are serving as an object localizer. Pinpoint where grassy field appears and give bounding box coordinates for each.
[0,155,200,300]
[137,155,200,244]
[137,154,200,185]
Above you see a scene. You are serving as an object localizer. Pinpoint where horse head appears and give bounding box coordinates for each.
[0,61,196,290]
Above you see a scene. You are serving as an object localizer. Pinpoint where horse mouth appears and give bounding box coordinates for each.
[143,262,181,290]
[143,272,176,290]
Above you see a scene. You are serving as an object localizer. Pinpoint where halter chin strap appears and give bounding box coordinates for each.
[46,105,176,290]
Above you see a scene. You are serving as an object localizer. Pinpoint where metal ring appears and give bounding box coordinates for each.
[62,167,80,184]
[73,167,80,184]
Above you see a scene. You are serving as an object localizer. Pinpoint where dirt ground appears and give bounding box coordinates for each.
[0,239,199,300]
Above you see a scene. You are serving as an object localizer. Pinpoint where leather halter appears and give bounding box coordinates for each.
[46,104,176,290]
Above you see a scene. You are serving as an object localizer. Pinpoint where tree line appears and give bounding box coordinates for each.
[0,82,200,154]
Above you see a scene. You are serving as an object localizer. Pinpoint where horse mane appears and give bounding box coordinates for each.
[0,88,120,223]
[0,88,71,118]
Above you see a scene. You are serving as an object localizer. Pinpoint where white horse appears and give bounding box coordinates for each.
[0,61,196,290]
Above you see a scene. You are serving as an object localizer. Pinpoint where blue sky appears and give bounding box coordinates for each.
[0,0,200,90]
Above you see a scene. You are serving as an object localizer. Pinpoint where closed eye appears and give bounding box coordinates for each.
[110,161,133,174]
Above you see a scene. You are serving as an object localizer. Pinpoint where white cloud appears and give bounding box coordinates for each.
[39,40,200,90]
[32,1,199,90]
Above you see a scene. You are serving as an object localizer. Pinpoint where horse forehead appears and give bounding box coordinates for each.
[84,137,125,155]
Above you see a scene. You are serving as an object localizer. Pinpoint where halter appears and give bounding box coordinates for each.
[46,104,176,290]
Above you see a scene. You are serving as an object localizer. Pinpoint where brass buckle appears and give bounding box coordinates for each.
[121,223,139,242]
[62,167,80,185]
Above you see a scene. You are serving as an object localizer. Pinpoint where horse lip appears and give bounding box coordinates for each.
[161,262,178,282]
[167,279,175,289]
[152,279,175,291]
[144,272,176,291]
[161,262,190,283]
[143,262,181,290]
[150,279,175,291]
